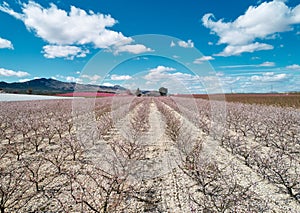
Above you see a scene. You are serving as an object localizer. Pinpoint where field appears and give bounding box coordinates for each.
[56,92,116,97]
[0,96,299,212]
[189,93,300,108]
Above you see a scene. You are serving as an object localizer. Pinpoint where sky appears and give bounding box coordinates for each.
[0,0,299,93]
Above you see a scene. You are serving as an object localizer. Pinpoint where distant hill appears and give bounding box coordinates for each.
[0,78,127,95]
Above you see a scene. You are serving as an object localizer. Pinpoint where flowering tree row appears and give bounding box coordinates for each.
[0,97,155,212]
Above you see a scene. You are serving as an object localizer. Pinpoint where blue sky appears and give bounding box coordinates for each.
[0,0,299,93]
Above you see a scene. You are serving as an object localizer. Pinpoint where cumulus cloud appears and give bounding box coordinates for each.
[102,82,114,87]
[169,40,194,48]
[215,42,273,56]
[142,65,206,93]
[43,45,89,59]
[178,39,194,48]
[144,66,176,82]
[0,1,131,48]
[251,72,289,82]
[66,76,82,83]
[0,1,23,19]
[286,64,300,70]
[169,72,199,83]
[209,71,294,93]
[18,78,31,82]
[0,68,30,77]
[111,74,132,80]
[81,74,101,82]
[113,44,153,55]
[0,1,152,58]
[0,37,13,49]
[193,56,215,64]
[55,74,82,83]
[202,0,300,56]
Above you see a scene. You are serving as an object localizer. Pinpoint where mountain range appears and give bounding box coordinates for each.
[0,78,126,95]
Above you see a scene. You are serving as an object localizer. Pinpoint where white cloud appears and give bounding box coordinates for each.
[102,82,114,87]
[113,44,153,54]
[144,66,176,81]
[178,39,194,48]
[0,1,131,48]
[216,72,224,77]
[19,78,31,82]
[0,1,153,58]
[133,56,149,60]
[193,56,215,64]
[151,66,176,73]
[220,61,275,68]
[207,71,295,93]
[55,74,83,83]
[0,2,23,19]
[81,74,101,82]
[55,74,64,79]
[251,72,289,82]
[202,0,300,56]
[111,74,132,80]
[0,68,30,77]
[66,76,82,83]
[170,41,176,47]
[286,64,300,70]
[43,45,89,59]
[142,65,205,93]
[259,61,275,67]
[215,42,273,56]
[170,72,199,82]
[0,37,13,49]
[208,41,213,46]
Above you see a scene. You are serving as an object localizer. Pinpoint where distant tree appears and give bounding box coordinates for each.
[126,89,133,95]
[159,87,168,96]
[135,88,142,97]
[26,88,33,94]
